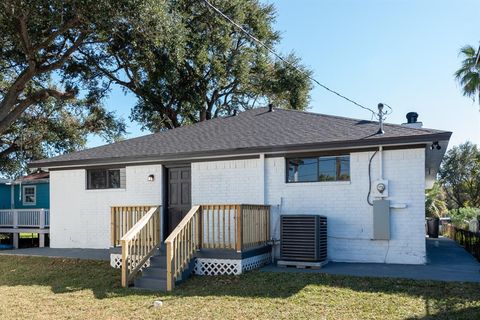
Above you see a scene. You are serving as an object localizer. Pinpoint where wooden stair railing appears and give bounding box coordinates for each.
[165,205,202,291]
[111,206,154,247]
[120,206,161,287]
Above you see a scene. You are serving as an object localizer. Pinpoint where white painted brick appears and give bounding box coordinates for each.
[50,164,163,249]
[192,159,262,204]
[265,149,426,264]
[51,148,426,264]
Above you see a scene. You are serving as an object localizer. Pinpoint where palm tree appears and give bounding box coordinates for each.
[425,182,448,218]
[455,44,480,106]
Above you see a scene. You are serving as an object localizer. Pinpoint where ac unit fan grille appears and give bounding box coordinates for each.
[280,215,327,262]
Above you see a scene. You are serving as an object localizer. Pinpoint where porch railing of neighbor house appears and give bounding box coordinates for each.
[119,206,161,287]
[111,206,155,247]
[0,209,50,228]
[165,204,270,291]
[443,223,480,261]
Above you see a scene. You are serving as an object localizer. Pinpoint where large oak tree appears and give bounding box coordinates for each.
[1,0,312,175]
[439,142,480,208]
[0,0,176,175]
[81,0,313,131]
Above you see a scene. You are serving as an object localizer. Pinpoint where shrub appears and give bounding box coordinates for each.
[449,207,480,228]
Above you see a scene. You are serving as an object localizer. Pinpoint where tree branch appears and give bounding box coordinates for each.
[37,32,87,73]
[17,13,36,70]
[0,89,75,134]
[33,17,80,51]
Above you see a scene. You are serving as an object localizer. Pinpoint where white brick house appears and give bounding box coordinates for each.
[31,107,451,267]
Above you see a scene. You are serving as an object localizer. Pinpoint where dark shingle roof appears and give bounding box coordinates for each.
[31,107,451,168]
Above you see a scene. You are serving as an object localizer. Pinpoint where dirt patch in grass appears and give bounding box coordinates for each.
[0,255,479,319]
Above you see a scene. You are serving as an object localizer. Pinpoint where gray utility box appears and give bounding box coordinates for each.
[280,215,327,262]
[373,200,390,240]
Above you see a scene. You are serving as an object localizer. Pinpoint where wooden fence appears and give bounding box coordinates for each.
[443,223,480,261]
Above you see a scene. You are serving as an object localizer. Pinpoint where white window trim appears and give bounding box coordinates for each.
[22,185,36,206]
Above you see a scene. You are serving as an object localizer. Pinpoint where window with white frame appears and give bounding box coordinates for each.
[23,185,36,205]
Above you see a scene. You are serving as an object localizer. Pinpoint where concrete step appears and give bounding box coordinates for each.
[134,276,167,291]
[142,266,167,279]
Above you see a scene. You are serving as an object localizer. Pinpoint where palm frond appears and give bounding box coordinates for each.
[455,43,480,104]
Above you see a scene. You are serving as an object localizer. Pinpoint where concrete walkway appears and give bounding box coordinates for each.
[263,238,480,283]
[0,247,110,261]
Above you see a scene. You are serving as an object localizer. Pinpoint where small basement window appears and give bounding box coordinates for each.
[287,155,350,183]
[86,168,126,190]
[23,185,36,205]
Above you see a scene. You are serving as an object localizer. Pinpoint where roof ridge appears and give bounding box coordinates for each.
[272,107,448,133]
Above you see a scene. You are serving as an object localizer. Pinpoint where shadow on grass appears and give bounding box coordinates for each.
[171,271,480,319]
[1,256,480,319]
[0,255,152,299]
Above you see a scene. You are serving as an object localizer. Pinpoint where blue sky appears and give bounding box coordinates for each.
[90,0,480,148]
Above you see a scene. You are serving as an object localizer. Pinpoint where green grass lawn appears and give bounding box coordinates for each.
[0,256,479,319]
[19,233,39,239]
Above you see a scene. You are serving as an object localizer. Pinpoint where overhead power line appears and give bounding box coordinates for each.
[203,0,389,118]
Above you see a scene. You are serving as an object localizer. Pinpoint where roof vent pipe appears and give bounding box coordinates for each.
[402,112,423,128]
[268,103,274,112]
[406,112,418,124]
[376,103,384,135]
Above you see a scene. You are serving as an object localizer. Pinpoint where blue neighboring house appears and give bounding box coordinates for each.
[0,172,50,210]
[0,172,50,248]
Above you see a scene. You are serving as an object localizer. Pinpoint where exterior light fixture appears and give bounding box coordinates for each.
[147,174,155,182]
[430,141,441,150]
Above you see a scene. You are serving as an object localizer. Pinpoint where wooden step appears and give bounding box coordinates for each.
[142,266,167,279]
[149,255,167,268]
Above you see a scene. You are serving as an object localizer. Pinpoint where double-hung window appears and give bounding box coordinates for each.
[23,185,36,205]
[287,155,350,183]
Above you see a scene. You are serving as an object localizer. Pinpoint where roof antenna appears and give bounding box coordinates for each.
[376,103,385,135]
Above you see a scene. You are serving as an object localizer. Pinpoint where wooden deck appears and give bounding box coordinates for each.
[0,209,50,248]
[111,204,271,290]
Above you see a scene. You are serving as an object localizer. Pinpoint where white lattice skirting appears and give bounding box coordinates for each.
[193,252,271,276]
[110,253,150,270]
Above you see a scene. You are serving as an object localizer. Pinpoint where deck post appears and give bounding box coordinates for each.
[13,210,18,229]
[235,205,243,252]
[39,209,45,229]
[13,233,19,249]
[110,208,116,247]
[39,233,45,248]
[197,207,203,250]
[121,239,129,287]
[166,241,174,291]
